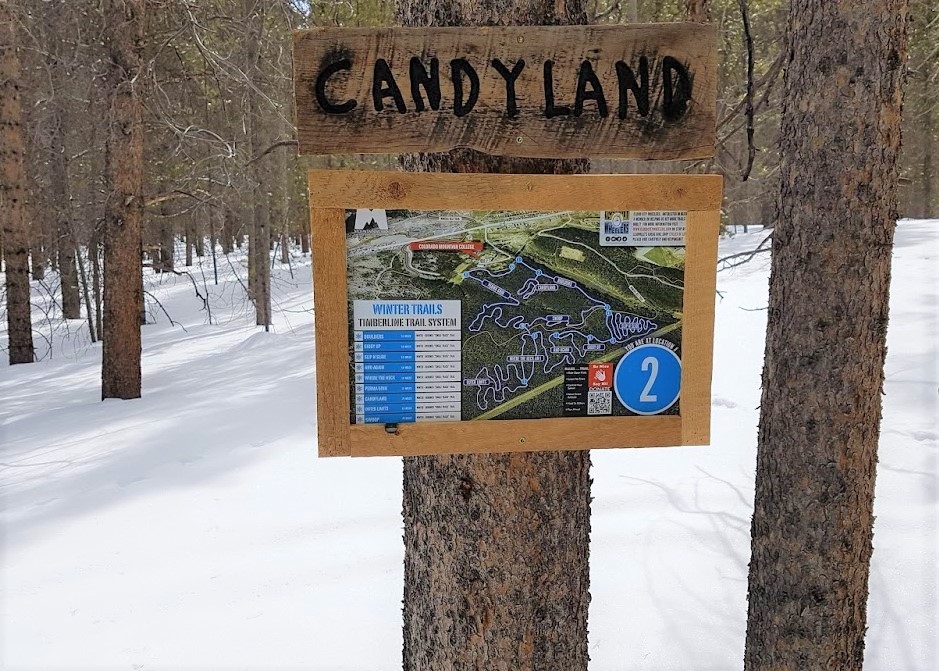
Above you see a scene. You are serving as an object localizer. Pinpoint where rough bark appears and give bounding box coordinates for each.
[744,2,910,670]
[1,3,35,364]
[395,1,592,669]
[101,0,145,400]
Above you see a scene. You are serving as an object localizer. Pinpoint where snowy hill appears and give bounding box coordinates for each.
[1,221,936,670]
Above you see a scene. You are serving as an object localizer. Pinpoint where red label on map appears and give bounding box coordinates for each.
[588,363,613,388]
[409,241,484,255]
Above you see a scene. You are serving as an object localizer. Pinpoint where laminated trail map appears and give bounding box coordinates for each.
[347,208,687,425]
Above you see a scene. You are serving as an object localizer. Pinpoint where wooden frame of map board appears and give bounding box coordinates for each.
[308,169,722,458]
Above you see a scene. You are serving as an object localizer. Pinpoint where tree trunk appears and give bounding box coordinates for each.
[277,128,291,265]
[923,91,933,218]
[222,208,235,254]
[31,239,45,280]
[77,247,97,342]
[744,2,910,669]
[43,0,81,320]
[185,218,194,266]
[101,0,145,400]
[395,2,591,669]
[50,111,81,319]
[209,210,219,284]
[1,3,35,364]
[91,228,103,339]
[158,206,174,273]
[244,0,271,328]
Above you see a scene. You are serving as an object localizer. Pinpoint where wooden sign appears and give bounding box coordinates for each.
[294,24,717,159]
[308,170,722,457]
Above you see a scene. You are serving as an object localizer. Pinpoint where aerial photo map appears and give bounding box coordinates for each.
[346,208,686,425]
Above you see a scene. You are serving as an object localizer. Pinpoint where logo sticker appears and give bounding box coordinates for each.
[599,211,687,246]
[588,362,613,389]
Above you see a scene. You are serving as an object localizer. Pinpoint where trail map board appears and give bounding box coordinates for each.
[310,171,721,457]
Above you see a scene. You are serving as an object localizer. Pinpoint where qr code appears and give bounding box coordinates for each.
[587,390,612,415]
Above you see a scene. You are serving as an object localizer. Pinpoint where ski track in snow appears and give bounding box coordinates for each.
[0,223,936,670]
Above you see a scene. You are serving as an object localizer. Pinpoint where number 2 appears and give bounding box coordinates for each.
[640,356,658,402]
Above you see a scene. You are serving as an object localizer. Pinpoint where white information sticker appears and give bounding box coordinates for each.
[599,211,687,247]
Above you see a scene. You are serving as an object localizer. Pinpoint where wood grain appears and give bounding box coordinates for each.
[680,209,720,445]
[311,208,352,456]
[308,170,723,211]
[294,24,717,159]
[349,416,686,457]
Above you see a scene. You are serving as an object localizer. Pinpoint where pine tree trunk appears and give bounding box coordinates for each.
[923,91,933,218]
[91,229,103,339]
[222,208,235,254]
[50,111,81,319]
[77,247,97,342]
[244,0,271,327]
[30,240,45,280]
[277,129,290,265]
[1,3,35,364]
[395,2,591,669]
[744,2,910,669]
[101,0,145,400]
[44,0,80,319]
[183,217,196,268]
[158,205,174,274]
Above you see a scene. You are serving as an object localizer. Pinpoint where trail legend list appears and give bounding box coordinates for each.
[352,300,462,424]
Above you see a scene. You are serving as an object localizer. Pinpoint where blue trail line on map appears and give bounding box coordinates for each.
[462,257,659,411]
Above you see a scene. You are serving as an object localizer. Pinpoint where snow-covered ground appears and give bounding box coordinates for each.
[1,222,936,670]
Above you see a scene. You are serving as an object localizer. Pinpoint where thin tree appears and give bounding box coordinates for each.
[394,2,591,668]
[41,0,81,319]
[1,2,35,365]
[744,2,911,669]
[101,0,145,399]
[243,0,272,328]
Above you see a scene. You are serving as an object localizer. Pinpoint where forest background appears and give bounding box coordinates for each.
[0,0,935,362]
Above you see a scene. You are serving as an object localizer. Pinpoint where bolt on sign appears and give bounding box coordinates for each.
[293,24,717,159]
[308,170,722,457]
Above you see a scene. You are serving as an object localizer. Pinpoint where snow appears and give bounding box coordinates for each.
[1,222,936,670]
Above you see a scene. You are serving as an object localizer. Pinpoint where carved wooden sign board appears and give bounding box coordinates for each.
[308,170,722,457]
[293,24,717,159]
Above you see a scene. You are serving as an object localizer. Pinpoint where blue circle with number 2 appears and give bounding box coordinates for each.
[613,344,681,415]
